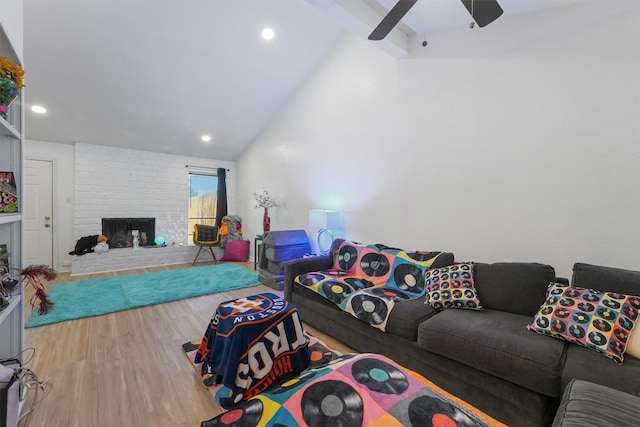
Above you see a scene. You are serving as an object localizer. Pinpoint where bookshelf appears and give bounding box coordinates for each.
[0,1,24,365]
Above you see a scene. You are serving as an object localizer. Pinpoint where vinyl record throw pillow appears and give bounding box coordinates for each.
[527,282,640,364]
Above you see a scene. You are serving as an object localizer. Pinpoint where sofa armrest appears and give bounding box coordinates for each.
[571,263,640,295]
[284,256,333,301]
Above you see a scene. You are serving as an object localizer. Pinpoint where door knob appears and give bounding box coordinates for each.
[44,216,50,220]
[45,224,50,228]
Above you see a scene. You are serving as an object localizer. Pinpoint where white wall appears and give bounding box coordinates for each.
[24,139,75,271]
[24,140,237,271]
[237,1,640,279]
[0,0,23,61]
[74,143,236,245]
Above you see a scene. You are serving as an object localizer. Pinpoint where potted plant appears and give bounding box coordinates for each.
[0,56,25,119]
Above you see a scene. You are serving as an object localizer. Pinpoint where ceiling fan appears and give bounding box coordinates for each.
[368,0,504,40]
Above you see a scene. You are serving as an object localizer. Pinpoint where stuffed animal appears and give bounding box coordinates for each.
[93,241,109,253]
[219,215,243,248]
[69,234,108,255]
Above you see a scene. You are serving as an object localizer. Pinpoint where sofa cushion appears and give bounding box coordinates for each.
[572,263,640,295]
[561,343,640,397]
[333,241,394,285]
[333,240,369,273]
[425,263,482,310]
[418,308,565,396]
[332,241,454,296]
[298,244,454,332]
[385,297,440,341]
[386,250,452,295]
[527,282,640,364]
[374,244,455,271]
[473,262,556,316]
[552,379,640,427]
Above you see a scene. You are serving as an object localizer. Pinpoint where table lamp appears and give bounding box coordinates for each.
[309,209,340,254]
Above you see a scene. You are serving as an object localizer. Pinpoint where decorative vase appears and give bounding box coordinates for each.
[0,73,19,120]
[263,208,271,234]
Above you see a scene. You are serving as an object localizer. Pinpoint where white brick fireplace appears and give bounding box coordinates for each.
[71,143,235,275]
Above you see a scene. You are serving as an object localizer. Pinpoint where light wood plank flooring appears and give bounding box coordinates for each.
[18,261,354,427]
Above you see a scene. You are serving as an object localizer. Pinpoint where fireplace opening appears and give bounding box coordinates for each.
[102,217,156,248]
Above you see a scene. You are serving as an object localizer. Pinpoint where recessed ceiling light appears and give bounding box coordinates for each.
[261,27,275,41]
[31,105,47,114]
[201,135,211,142]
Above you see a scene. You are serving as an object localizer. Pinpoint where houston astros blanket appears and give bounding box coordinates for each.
[183,333,343,405]
[295,241,448,331]
[194,293,310,408]
[199,352,505,427]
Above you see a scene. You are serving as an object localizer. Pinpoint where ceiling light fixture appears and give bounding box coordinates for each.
[31,105,47,114]
[201,135,211,142]
[261,27,275,41]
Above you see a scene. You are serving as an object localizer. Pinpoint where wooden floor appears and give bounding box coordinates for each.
[18,261,354,427]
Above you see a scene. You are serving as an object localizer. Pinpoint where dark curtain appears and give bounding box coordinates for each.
[215,168,228,227]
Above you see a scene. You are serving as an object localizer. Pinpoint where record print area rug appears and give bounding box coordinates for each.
[26,263,259,328]
[196,352,506,427]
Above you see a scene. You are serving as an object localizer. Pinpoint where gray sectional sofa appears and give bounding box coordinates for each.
[283,239,640,426]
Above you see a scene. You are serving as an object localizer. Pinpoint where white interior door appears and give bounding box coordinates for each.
[24,159,54,267]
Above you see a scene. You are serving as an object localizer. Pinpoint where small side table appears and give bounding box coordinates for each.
[254,234,263,270]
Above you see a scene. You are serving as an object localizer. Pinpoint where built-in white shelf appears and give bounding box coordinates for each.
[0,294,21,325]
[0,115,20,138]
[0,213,21,225]
[0,2,25,371]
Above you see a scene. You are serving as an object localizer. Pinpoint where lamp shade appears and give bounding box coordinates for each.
[309,209,339,229]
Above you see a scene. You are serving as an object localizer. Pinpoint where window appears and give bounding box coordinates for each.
[188,173,218,244]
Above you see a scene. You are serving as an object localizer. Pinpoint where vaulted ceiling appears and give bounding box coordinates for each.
[23,0,580,160]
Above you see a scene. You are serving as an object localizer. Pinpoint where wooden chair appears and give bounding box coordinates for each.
[193,224,220,265]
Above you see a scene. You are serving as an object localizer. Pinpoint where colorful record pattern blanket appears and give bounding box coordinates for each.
[200,352,503,427]
[295,241,445,331]
[194,293,310,408]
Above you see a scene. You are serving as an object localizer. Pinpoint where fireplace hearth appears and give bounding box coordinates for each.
[102,217,156,248]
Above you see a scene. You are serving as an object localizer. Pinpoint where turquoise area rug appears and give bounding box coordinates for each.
[26,264,259,328]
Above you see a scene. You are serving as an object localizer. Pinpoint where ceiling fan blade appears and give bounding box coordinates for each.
[368,0,418,41]
[460,0,503,27]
